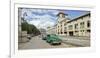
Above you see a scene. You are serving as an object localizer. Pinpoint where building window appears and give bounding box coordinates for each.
[68,25,73,30]
[61,25,62,27]
[87,21,90,27]
[64,32,67,34]
[58,26,59,28]
[64,27,67,31]
[80,22,84,29]
[87,30,90,32]
[75,24,78,29]
[80,30,84,32]
[65,27,67,29]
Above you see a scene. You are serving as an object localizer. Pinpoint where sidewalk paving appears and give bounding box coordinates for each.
[59,36,90,47]
[62,39,90,47]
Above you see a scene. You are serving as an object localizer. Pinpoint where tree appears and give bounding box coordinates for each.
[21,18,40,36]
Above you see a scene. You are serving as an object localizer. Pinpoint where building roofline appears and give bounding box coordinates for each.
[57,12,68,16]
[67,13,90,23]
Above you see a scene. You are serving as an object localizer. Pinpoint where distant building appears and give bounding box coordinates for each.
[47,25,57,34]
[39,28,47,38]
[39,28,46,35]
[56,12,90,37]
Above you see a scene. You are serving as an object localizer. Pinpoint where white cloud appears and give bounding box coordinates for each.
[28,14,55,30]
[21,8,59,30]
[48,10,59,15]
[29,20,41,27]
[29,8,59,16]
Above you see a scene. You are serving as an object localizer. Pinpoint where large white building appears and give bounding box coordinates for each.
[56,12,90,37]
[47,11,90,37]
[56,12,70,35]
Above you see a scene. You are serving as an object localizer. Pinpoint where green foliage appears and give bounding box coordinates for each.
[21,22,28,31]
[21,19,40,35]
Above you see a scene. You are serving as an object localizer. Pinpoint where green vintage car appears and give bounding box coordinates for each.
[46,34,62,45]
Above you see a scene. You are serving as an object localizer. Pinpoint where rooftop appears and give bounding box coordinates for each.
[57,11,68,16]
[67,13,90,23]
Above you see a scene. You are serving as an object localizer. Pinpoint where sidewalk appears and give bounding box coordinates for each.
[59,36,90,40]
[59,36,90,47]
[62,39,90,47]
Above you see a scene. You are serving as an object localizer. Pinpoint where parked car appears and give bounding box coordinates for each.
[42,34,47,40]
[46,34,62,45]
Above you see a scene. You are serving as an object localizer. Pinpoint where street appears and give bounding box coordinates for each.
[18,35,90,50]
[18,35,76,50]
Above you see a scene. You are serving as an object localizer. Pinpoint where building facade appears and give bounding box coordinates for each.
[56,12,90,37]
[56,12,70,35]
[47,25,57,34]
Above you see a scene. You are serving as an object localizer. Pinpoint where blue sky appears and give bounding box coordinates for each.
[21,8,90,29]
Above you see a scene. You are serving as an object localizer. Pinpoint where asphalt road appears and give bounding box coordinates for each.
[18,35,75,50]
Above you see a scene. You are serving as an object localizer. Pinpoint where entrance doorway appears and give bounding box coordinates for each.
[69,32,73,36]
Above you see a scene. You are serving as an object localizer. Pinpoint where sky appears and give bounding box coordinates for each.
[20,8,90,29]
